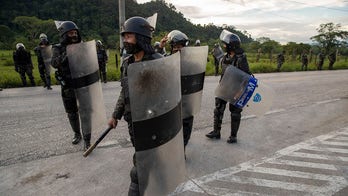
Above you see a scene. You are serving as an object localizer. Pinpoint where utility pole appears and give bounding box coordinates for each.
[119,0,125,56]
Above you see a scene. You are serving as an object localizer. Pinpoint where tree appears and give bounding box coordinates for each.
[310,22,348,54]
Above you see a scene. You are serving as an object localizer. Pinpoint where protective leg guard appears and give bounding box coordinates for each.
[68,113,81,145]
[206,98,226,139]
[228,105,242,143]
[46,76,52,90]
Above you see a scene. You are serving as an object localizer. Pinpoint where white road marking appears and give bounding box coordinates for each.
[173,127,348,195]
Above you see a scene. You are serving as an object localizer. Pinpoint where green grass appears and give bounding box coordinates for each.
[1,49,347,89]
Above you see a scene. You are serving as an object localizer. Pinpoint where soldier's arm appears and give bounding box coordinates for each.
[112,88,125,120]
[51,45,65,69]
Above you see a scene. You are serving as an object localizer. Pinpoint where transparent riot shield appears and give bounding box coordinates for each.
[243,80,275,116]
[213,45,224,61]
[40,45,52,73]
[180,46,208,119]
[128,52,186,196]
[215,65,274,116]
[66,40,106,135]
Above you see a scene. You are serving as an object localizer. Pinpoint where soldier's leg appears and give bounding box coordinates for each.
[206,97,227,139]
[62,87,81,144]
[26,68,35,86]
[128,153,140,196]
[38,64,47,87]
[45,66,52,89]
[101,63,107,83]
[227,104,242,143]
[183,115,194,147]
[19,68,27,86]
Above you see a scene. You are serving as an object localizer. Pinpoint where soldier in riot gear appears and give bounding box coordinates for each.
[301,51,309,71]
[276,51,285,72]
[328,51,336,70]
[159,30,195,149]
[153,41,166,55]
[317,51,325,70]
[195,39,201,46]
[96,40,108,83]
[34,33,52,89]
[13,43,36,87]
[107,16,163,196]
[211,43,221,76]
[51,21,92,150]
[206,31,251,144]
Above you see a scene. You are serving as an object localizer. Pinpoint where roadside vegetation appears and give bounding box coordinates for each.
[1,49,347,89]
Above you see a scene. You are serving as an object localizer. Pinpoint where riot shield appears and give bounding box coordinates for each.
[66,40,106,135]
[243,80,275,116]
[213,45,224,61]
[40,45,52,73]
[215,65,253,106]
[180,46,208,119]
[128,52,186,196]
[215,65,274,116]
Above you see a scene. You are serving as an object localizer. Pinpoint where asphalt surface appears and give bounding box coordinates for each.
[1,70,348,196]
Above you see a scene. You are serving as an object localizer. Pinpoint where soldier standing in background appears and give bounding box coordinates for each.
[34,33,52,89]
[301,51,309,71]
[276,51,285,72]
[96,40,108,83]
[13,43,36,87]
[317,51,325,70]
[211,43,221,76]
[328,51,336,70]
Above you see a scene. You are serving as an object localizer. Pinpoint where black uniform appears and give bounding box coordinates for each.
[317,52,325,70]
[97,46,108,83]
[301,53,308,71]
[211,46,220,76]
[207,48,251,143]
[13,47,35,86]
[328,52,336,70]
[276,53,285,72]
[34,40,52,89]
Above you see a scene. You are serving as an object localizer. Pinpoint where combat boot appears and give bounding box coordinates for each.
[72,133,82,144]
[206,130,221,139]
[227,111,241,144]
[68,113,81,145]
[84,133,91,150]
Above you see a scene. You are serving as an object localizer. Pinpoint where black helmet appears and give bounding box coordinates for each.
[167,30,189,47]
[121,16,154,38]
[58,21,79,37]
[221,32,241,52]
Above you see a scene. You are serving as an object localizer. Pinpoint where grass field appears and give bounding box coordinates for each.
[1,49,347,89]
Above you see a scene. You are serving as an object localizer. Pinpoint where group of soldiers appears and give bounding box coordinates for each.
[12,35,108,88]
[13,16,251,195]
[276,50,337,72]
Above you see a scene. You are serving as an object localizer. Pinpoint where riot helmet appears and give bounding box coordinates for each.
[220,30,241,53]
[96,40,103,47]
[16,43,25,50]
[58,21,81,44]
[167,30,189,54]
[195,39,201,46]
[154,41,160,48]
[121,16,154,38]
[39,33,47,41]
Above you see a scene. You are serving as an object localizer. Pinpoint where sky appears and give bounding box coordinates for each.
[136,0,348,44]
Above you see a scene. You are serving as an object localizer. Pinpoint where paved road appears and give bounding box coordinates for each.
[1,70,348,195]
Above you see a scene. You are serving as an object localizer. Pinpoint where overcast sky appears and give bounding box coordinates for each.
[136,0,348,44]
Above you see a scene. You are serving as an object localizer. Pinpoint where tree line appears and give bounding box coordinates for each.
[1,0,347,58]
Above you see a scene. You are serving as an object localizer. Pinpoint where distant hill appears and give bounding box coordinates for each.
[0,0,252,49]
